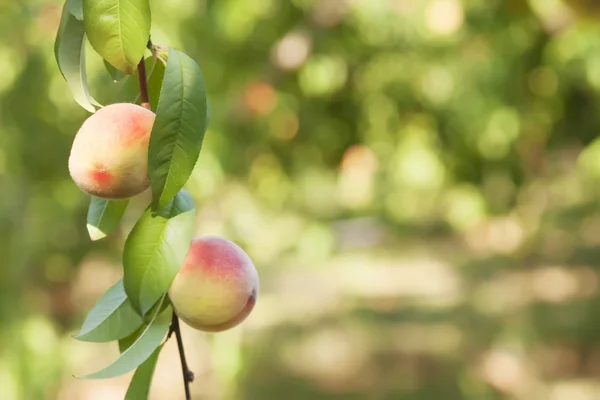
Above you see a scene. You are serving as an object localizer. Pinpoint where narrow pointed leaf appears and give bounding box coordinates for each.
[119,323,145,353]
[148,48,208,211]
[124,345,162,400]
[112,75,138,104]
[123,189,195,316]
[78,297,171,379]
[74,279,143,342]
[104,59,126,82]
[146,58,165,112]
[54,0,99,112]
[83,0,151,74]
[86,197,129,241]
[67,0,83,20]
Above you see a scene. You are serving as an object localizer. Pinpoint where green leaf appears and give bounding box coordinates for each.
[74,279,143,342]
[123,189,195,316]
[67,0,83,20]
[104,59,126,82]
[112,57,154,103]
[83,0,151,74]
[142,295,172,325]
[124,345,162,400]
[86,196,129,241]
[147,57,165,112]
[112,75,138,104]
[118,324,145,353]
[112,56,164,107]
[54,0,100,113]
[148,48,208,211]
[78,296,171,379]
[114,56,165,109]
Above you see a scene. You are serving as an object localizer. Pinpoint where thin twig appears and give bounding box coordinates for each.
[171,312,194,400]
[137,57,150,110]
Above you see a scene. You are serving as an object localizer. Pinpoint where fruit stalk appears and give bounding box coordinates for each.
[171,312,194,400]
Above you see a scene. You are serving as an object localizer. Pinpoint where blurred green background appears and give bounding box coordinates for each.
[3,0,600,399]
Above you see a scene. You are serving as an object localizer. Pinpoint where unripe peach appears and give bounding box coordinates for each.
[68,103,155,199]
[169,236,259,332]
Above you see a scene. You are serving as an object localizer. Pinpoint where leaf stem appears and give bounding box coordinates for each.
[147,39,168,66]
[171,311,194,400]
[137,57,151,110]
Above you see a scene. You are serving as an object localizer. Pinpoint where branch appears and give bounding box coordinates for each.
[171,311,194,400]
[137,57,150,110]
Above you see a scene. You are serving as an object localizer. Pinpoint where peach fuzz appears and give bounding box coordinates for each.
[169,236,259,332]
[68,103,155,199]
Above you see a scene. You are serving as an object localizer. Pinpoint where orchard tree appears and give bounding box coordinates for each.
[54,0,260,398]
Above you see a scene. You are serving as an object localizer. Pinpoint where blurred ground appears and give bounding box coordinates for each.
[3,0,600,399]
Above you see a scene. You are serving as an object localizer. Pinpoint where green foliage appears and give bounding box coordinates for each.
[83,0,151,74]
[52,0,208,397]
[103,59,126,82]
[16,0,600,399]
[86,197,129,241]
[54,0,99,112]
[73,279,142,342]
[79,296,171,379]
[112,56,160,103]
[146,57,165,112]
[123,189,195,316]
[66,0,83,20]
[148,48,208,211]
[124,345,162,400]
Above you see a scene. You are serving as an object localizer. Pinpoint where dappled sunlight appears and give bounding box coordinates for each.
[243,82,277,117]
[473,265,598,316]
[419,65,455,105]
[531,266,584,303]
[549,381,600,400]
[472,271,534,316]
[299,56,348,97]
[71,256,123,312]
[332,254,462,304]
[424,0,464,37]
[337,145,378,209]
[311,0,350,28]
[464,216,525,255]
[280,326,371,389]
[480,347,539,398]
[271,31,312,71]
[391,323,463,356]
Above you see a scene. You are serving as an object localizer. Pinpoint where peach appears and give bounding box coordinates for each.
[168,236,259,332]
[68,103,155,199]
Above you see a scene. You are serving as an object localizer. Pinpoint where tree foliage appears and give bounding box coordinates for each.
[4,0,600,399]
[53,0,208,396]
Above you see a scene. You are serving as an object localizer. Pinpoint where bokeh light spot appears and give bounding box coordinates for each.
[425,0,464,36]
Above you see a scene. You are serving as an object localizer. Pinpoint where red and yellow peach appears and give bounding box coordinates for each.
[169,236,259,332]
[68,103,155,199]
